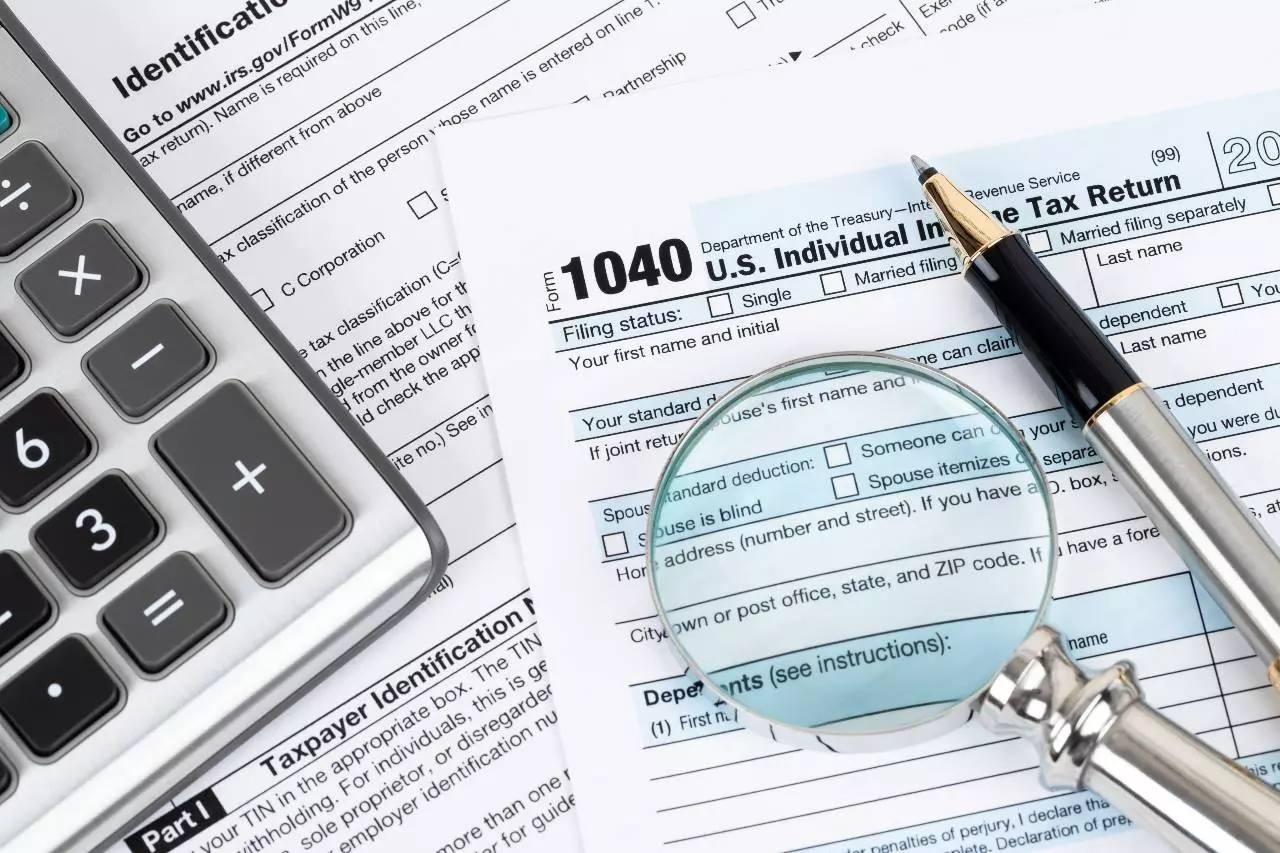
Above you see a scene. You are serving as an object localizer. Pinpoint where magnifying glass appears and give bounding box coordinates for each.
[647,353,1280,853]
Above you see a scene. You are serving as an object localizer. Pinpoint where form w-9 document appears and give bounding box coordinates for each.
[440,3,1280,852]
[0,1,1056,851]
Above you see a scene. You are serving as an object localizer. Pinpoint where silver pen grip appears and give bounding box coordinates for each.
[1086,702,1280,853]
[982,628,1280,853]
[1086,385,1280,682]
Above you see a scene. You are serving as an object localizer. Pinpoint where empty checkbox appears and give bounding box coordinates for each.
[824,443,851,468]
[602,532,629,557]
[408,191,438,219]
[1269,183,1280,206]
[820,270,847,295]
[831,473,859,499]
[1218,283,1244,308]
[1025,231,1052,253]
[726,2,756,27]
[251,288,274,312]
[574,95,590,103]
[708,293,734,317]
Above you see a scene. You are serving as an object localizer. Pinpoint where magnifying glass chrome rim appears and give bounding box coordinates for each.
[646,351,1061,752]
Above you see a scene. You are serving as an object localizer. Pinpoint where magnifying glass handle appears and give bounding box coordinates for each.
[983,627,1280,853]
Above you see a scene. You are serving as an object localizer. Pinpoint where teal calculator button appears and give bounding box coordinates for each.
[0,106,11,135]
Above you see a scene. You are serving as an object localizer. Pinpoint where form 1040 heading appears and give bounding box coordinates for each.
[546,168,1188,310]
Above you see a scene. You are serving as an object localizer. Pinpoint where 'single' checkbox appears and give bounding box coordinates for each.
[1025,231,1052,253]
[820,271,847,295]
[408,191,438,219]
[824,443,851,468]
[707,293,734,317]
[831,473,859,499]
[1218,283,1244,308]
[1269,183,1280,207]
[602,532,628,557]
[726,2,756,27]
[250,288,274,312]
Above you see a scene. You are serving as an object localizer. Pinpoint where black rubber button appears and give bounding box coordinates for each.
[0,636,120,758]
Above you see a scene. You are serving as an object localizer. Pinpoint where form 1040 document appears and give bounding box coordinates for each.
[440,2,1280,852]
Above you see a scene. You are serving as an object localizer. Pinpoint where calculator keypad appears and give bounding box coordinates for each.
[0,142,76,258]
[0,553,52,660]
[0,391,92,508]
[17,221,141,337]
[33,473,160,592]
[0,636,120,758]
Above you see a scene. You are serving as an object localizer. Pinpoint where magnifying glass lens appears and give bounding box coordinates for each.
[649,355,1054,742]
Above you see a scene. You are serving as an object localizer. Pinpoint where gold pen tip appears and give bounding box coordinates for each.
[910,154,936,184]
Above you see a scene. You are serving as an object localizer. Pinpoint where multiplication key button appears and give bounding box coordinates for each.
[18,221,142,337]
[154,381,348,582]
[0,142,77,259]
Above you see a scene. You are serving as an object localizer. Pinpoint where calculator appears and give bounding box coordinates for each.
[0,7,448,852]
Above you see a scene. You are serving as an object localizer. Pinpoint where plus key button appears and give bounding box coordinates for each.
[155,382,349,582]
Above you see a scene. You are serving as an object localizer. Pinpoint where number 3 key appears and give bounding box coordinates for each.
[34,473,160,592]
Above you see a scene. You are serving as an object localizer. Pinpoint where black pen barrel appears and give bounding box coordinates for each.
[964,234,1139,423]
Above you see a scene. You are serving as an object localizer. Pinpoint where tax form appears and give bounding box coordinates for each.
[0,0,1072,851]
[439,2,1280,851]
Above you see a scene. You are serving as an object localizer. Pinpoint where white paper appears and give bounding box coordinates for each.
[439,3,1280,852]
[3,0,1080,849]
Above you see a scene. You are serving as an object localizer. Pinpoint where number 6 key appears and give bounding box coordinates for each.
[0,390,92,508]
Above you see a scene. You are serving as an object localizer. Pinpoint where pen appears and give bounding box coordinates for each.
[913,156,1280,688]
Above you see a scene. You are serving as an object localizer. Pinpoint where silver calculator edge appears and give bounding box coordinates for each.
[0,5,449,852]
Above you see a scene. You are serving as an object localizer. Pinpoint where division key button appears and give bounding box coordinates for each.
[0,142,77,259]
[154,381,348,582]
